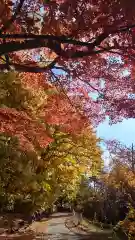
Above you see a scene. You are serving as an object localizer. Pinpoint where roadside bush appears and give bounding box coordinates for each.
[114,208,135,240]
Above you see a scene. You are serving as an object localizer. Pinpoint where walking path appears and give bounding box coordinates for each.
[0,212,118,239]
[34,212,116,240]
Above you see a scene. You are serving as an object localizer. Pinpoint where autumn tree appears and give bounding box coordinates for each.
[103,140,135,239]
[0,72,102,213]
[0,133,42,213]
[105,140,135,207]
[0,72,88,150]
[34,126,103,208]
[103,162,135,239]
[0,126,102,214]
[106,140,135,171]
[73,140,135,226]
[0,0,135,122]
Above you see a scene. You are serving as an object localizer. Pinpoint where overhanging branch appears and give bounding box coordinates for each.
[0,57,59,72]
[0,22,134,62]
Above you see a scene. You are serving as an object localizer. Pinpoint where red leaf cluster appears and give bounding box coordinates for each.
[1,0,135,123]
[0,107,53,151]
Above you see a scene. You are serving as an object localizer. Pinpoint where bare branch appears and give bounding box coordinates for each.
[51,70,75,108]
[79,77,103,95]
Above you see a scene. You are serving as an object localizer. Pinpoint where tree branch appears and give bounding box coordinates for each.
[1,22,135,45]
[51,70,75,108]
[0,39,65,57]
[0,58,59,72]
[0,21,135,59]
[0,38,116,59]
[79,77,103,95]
[0,33,92,45]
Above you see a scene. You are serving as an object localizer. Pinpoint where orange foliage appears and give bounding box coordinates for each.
[0,73,88,150]
[0,107,53,151]
[21,73,88,134]
[1,0,135,123]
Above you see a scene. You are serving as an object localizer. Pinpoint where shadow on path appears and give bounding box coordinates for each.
[50,213,73,219]
[35,232,114,240]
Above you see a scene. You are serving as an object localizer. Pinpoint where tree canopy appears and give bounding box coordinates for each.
[0,0,135,122]
[0,72,102,214]
[0,2,135,238]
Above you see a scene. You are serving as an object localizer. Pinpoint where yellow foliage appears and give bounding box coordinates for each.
[119,208,135,240]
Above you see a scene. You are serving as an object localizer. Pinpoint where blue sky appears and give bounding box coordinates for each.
[96,118,135,166]
[97,118,135,146]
